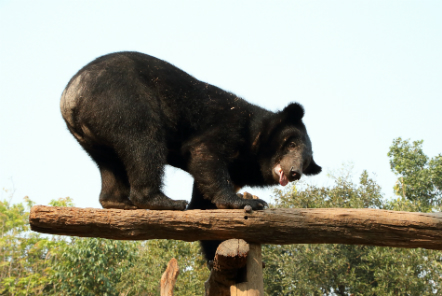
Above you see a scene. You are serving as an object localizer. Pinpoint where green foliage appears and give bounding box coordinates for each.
[0,193,60,295]
[388,138,442,210]
[118,240,209,296]
[273,168,383,210]
[264,171,383,295]
[263,149,442,295]
[48,196,75,207]
[51,238,137,296]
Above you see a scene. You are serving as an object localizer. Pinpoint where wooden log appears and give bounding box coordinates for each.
[161,258,179,296]
[229,193,264,296]
[230,244,264,296]
[204,239,265,296]
[213,239,249,271]
[30,206,442,250]
[205,239,250,296]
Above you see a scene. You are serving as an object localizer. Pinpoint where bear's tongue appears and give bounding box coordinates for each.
[279,170,289,186]
[275,164,289,186]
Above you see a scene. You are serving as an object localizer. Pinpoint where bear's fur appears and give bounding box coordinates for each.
[60,51,321,261]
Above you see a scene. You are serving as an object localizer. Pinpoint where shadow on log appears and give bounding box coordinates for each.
[30,206,442,250]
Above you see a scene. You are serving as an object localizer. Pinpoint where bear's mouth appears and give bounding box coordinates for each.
[274,164,289,186]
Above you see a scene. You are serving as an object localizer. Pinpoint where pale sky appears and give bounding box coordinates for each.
[1,1,441,208]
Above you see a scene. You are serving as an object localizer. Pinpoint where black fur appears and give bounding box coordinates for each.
[60,51,321,261]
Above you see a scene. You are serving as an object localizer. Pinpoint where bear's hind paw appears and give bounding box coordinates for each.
[130,192,188,210]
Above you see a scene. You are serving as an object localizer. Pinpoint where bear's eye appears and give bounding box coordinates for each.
[288,142,296,149]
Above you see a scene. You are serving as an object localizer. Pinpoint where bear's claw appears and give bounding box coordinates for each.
[214,194,268,210]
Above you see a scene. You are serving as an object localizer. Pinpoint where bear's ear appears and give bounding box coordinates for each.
[281,102,304,122]
[303,158,322,175]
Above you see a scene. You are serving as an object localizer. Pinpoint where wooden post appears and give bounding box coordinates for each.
[230,192,265,296]
[161,258,179,296]
[205,239,250,296]
[230,244,264,296]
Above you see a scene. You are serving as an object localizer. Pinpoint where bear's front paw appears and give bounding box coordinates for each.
[237,191,268,210]
[241,198,268,210]
[215,194,268,210]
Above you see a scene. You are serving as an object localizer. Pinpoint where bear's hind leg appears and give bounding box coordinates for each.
[119,137,188,210]
[188,182,222,263]
[87,146,136,210]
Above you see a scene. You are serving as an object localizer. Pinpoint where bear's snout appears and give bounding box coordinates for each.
[290,167,302,181]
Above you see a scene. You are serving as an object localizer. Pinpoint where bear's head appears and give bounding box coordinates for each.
[259,102,322,186]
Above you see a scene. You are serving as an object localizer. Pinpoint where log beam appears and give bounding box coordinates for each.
[30,206,442,250]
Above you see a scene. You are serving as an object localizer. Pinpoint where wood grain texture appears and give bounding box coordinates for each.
[213,239,249,271]
[160,258,179,296]
[231,244,264,296]
[205,239,249,296]
[30,206,442,250]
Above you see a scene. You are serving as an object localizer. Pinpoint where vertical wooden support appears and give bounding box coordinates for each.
[161,258,180,296]
[230,244,264,296]
[230,192,265,295]
[205,239,250,296]
[204,190,265,296]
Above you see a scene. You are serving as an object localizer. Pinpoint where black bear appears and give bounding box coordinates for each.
[60,51,321,261]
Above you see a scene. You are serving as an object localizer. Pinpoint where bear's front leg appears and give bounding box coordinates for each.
[188,145,268,210]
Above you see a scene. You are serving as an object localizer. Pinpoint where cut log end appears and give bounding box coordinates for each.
[214,239,250,271]
[205,239,251,296]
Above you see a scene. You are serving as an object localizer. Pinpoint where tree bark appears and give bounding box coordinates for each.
[213,239,250,271]
[30,206,442,250]
[160,258,179,296]
[230,244,264,296]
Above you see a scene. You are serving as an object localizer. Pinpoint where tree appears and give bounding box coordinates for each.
[117,240,209,296]
[50,238,137,296]
[262,138,442,295]
[263,170,384,295]
[388,138,442,210]
[0,195,72,295]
